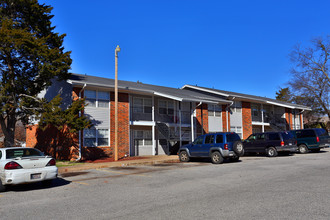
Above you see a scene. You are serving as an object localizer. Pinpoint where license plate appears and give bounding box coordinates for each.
[289,143,292,145]
[31,173,41,180]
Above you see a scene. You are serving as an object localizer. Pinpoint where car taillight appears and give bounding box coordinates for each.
[46,159,56,166]
[224,144,228,150]
[4,161,23,170]
[316,137,319,143]
[281,141,284,146]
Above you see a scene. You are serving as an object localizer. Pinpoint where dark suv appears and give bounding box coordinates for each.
[243,131,297,157]
[291,128,330,153]
[178,132,244,164]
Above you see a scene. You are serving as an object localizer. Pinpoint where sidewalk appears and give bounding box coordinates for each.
[58,155,179,174]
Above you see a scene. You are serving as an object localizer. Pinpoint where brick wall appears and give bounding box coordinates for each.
[195,103,209,134]
[110,92,130,159]
[222,105,230,132]
[300,114,304,129]
[242,102,252,139]
[25,88,130,161]
[285,108,292,130]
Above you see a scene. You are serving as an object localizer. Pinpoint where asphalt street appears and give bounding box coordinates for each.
[1,149,330,220]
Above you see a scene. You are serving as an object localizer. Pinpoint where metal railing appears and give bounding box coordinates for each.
[130,107,191,124]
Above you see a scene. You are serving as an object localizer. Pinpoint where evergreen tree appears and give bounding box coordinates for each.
[0,0,72,147]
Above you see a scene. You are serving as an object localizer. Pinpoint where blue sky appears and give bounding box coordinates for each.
[41,0,329,98]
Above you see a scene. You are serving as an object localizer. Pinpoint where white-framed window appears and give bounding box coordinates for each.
[84,128,109,147]
[208,104,222,117]
[85,90,110,108]
[134,130,152,146]
[231,101,242,113]
[133,97,152,113]
[159,100,174,115]
[230,126,242,138]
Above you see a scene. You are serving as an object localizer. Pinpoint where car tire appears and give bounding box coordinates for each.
[229,156,240,162]
[211,151,224,164]
[0,180,6,192]
[179,151,190,162]
[266,147,278,157]
[233,141,244,157]
[298,144,308,154]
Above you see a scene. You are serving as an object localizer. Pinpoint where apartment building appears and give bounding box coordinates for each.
[26,74,311,160]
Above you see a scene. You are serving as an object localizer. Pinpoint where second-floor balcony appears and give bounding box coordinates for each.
[130,107,191,124]
[252,112,286,125]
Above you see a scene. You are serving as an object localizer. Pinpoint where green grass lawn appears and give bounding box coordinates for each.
[56,160,84,168]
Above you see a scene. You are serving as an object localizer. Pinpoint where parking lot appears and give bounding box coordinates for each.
[1,149,330,220]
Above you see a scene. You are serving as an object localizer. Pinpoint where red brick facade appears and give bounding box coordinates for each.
[285,108,292,130]
[222,105,230,132]
[300,114,304,129]
[26,88,130,161]
[242,102,252,139]
[110,92,130,159]
[195,103,209,134]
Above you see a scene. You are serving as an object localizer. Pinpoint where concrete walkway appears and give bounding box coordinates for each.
[58,155,179,174]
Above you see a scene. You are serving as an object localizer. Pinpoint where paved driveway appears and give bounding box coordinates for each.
[1,149,330,220]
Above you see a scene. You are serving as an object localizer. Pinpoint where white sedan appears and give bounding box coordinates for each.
[0,147,58,191]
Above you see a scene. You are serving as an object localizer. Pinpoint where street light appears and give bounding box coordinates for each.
[115,45,120,161]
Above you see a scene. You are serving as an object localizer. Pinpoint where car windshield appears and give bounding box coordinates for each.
[281,132,294,140]
[226,133,240,142]
[6,148,44,159]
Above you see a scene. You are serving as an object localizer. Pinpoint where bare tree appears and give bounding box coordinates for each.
[290,37,330,122]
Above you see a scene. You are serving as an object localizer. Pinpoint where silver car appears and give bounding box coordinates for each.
[0,147,58,191]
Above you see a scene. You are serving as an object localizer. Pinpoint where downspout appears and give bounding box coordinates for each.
[76,83,87,161]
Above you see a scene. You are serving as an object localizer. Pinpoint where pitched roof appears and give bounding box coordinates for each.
[182,85,311,111]
[68,74,231,104]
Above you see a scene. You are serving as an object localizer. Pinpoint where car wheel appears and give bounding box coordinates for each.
[229,156,240,162]
[266,147,278,157]
[179,151,190,162]
[233,141,244,157]
[0,180,6,192]
[298,144,308,154]
[211,151,224,164]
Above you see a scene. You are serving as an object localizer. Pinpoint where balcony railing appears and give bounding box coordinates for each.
[130,107,191,124]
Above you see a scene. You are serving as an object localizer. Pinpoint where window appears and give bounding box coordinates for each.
[134,130,152,146]
[84,129,109,147]
[247,134,257,141]
[85,90,110,108]
[230,126,242,138]
[231,101,242,113]
[269,133,280,141]
[204,135,214,144]
[226,133,241,142]
[208,105,222,117]
[281,132,294,140]
[6,148,43,159]
[85,90,96,107]
[133,97,152,113]
[256,134,265,140]
[216,135,223,143]
[98,91,110,108]
[296,130,316,138]
[193,136,204,145]
[316,129,328,137]
[159,100,174,115]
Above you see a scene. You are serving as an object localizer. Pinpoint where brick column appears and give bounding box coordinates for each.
[110,92,130,159]
[285,108,292,130]
[242,102,252,139]
[195,103,209,134]
[222,105,230,132]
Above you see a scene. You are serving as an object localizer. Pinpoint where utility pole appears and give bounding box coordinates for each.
[115,45,120,161]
